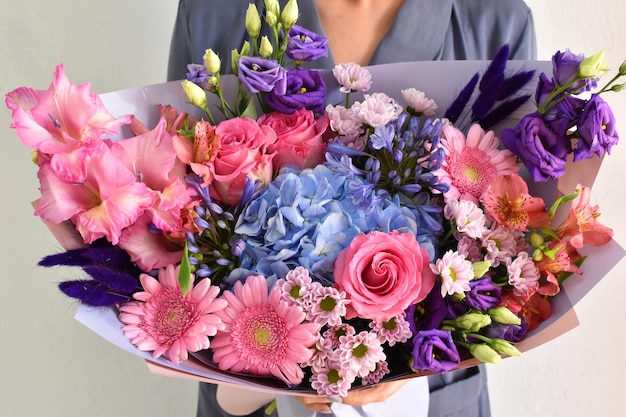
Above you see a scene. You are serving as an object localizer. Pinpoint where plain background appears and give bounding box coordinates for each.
[1,1,625,416]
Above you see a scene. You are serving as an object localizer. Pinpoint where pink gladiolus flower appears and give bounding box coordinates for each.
[483,173,551,232]
[5,64,130,183]
[118,214,184,271]
[35,145,154,245]
[334,231,435,322]
[555,184,613,248]
[110,118,191,232]
[119,264,227,364]
[211,275,320,385]
[435,124,518,203]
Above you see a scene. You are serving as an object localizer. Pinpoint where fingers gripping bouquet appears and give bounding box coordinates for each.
[5,0,625,397]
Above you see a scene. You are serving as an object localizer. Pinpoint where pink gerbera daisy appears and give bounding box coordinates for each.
[118,264,227,364]
[210,275,320,385]
[435,124,518,203]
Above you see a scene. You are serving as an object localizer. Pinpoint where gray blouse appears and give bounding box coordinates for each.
[167,0,536,81]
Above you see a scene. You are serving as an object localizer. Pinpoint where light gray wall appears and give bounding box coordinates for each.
[1,1,625,416]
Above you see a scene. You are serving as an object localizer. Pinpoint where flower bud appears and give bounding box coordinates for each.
[259,35,273,58]
[619,59,626,76]
[280,0,299,30]
[245,3,262,38]
[181,80,207,108]
[203,48,221,74]
[529,232,544,249]
[453,312,492,332]
[264,0,279,26]
[578,50,610,79]
[469,343,502,364]
[490,339,522,357]
[472,261,491,279]
[611,83,625,92]
[487,307,521,325]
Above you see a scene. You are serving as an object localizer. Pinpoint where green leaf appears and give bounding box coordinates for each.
[178,242,192,296]
[548,189,580,219]
[472,260,491,279]
[240,95,258,120]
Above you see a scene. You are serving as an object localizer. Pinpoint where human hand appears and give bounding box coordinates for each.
[294,379,410,414]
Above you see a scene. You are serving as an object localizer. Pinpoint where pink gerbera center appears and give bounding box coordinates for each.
[231,304,287,367]
[447,149,496,199]
[152,289,196,344]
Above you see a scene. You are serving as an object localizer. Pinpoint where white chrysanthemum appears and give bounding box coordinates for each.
[401,88,438,117]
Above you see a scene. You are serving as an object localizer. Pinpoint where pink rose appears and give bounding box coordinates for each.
[258,108,329,170]
[333,231,435,322]
[212,117,277,206]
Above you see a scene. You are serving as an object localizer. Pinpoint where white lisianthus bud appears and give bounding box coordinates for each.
[487,307,521,325]
[490,339,522,357]
[181,80,207,108]
[578,50,610,79]
[469,344,502,364]
[264,0,279,25]
[203,48,221,74]
[259,36,273,58]
[245,3,261,38]
[280,0,298,30]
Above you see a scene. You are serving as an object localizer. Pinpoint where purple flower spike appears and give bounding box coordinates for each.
[412,329,461,373]
[237,56,287,95]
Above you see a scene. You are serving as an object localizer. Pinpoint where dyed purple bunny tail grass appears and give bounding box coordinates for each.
[444,72,479,124]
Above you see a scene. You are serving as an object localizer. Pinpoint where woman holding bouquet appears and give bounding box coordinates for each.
[167,0,537,416]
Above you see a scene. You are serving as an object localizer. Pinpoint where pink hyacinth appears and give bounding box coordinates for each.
[210,275,320,385]
[435,124,518,203]
[118,264,227,364]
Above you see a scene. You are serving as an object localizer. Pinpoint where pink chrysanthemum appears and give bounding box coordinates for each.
[323,323,356,348]
[435,124,518,203]
[351,93,402,127]
[444,198,487,239]
[369,314,412,346]
[325,104,365,148]
[302,336,335,371]
[457,235,483,263]
[507,252,540,297]
[309,353,357,397]
[276,266,317,309]
[307,285,350,327]
[481,224,519,267]
[431,250,474,296]
[361,360,390,386]
[338,331,385,378]
[211,275,320,385]
[401,88,438,117]
[118,264,227,364]
[332,63,372,93]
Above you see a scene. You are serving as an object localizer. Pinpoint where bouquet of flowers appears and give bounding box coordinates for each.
[5,0,625,397]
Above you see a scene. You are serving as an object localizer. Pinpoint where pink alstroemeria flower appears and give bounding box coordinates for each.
[35,144,154,245]
[483,173,551,232]
[555,184,613,248]
[173,120,220,186]
[110,118,191,232]
[5,64,130,183]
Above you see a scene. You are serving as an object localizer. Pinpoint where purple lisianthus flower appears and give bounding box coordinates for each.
[465,277,502,310]
[552,49,597,92]
[264,68,326,115]
[483,320,528,343]
[502,113,569,181]
[406,282,450,334]
[574,94,619,161]
[237,56,287,94]
[535,73,585,137]
[285,24,329,62]
[411,329,460,373]
[186,63,213,91]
